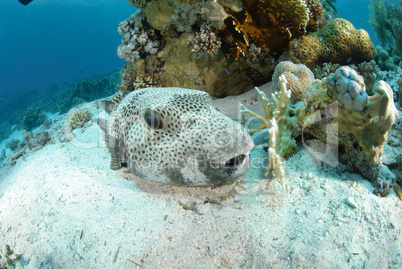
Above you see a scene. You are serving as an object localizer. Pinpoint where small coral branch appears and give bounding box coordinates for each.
[240,87,273,135]
[192,24,222,57]
[241,75,299,190]
[266,118,288,192]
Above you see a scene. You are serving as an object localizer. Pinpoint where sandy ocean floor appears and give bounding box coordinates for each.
[0,86,402,268]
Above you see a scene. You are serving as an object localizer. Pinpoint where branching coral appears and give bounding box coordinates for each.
[241,76,315,159]
[117,12,161,62]
[240,75,322,189]
[68,109,93,130]
[199,0,323,60]
[192,24,222,57]
[313,62,341,79]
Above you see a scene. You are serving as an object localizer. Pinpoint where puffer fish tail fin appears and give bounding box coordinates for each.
[105,133,123,170]
[100,100,115,114]
[98,117,122,171]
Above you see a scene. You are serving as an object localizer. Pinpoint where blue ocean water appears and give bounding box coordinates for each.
[335,0,379,46]
[0,0,135,101]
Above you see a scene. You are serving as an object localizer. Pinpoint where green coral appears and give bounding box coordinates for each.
[59,76,118,113]
[241,76,316,159]
[22,107,47,131]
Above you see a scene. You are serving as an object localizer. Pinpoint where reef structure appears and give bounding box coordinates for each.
[289,18,375,69]
[242,62,399,195]
[115,0,338,98]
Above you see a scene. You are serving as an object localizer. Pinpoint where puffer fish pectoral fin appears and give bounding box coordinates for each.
[100,100,115,115]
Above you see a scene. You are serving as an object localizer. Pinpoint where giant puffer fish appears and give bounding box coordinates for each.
[100,87,254,186]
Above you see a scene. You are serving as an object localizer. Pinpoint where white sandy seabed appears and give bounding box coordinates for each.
[0,87,402,269]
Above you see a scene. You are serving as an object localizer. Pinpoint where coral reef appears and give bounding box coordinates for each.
[5,139,20,151]
[271,61,315,102]
[68,109,93,130]
[117,12,161,62]
[156,32,253,97]
[192,24,222,57]
[290,18,375,69]
[326,66,399,162]
[243,63,399,195]
[220,0,322,59]
[374,46,397,71]
[22,107,47,131]
[59,76,118,113]
[115,0,335,97]
[313,62,341,79]
[171,2,201,32]
[369,0,402,56]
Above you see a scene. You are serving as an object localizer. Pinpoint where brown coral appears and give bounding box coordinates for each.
[201,0,323,60]
[290,18,375,69]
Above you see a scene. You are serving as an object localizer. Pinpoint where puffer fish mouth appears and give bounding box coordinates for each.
[225,154,247,168]
[217,151,251,176]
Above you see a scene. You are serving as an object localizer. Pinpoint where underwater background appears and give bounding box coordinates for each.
[0,0,401,268]
[0,0,378,143]
[0,0,376,99]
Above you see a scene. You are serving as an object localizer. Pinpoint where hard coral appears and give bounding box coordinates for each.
[22,107,47,132]
[199,0,323,60]
[192,24,222,57]
[271,61,315,103]
[117,12,161,62]
[241,76,315,159]
[68,109,93,130]
[290,18,375,69]
[226,0,320,59]
[326,66,399,163]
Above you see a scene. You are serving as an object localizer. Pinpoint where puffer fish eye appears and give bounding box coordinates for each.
[144,109,163,129]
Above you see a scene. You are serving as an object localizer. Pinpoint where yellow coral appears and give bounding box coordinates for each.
[290,18,375,68]
[271,61,315,102]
